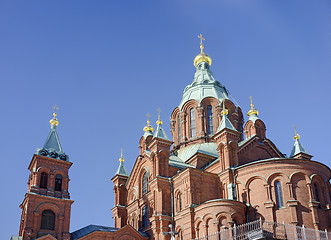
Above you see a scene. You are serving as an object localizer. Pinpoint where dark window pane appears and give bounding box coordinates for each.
[207,105,214,134]
[40,172,48,189]
[55,174,62,192]
[142,205,148,227]
[142,172,148,195]
[41,210,55,230]
[190,108,196,138]
[275,181,284,208]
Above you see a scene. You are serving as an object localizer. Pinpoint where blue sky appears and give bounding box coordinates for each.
[1,0,330,239]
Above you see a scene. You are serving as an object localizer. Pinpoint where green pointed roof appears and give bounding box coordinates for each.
[153,111,170,141]
[115,151,128,176]
[116,161,129,176]
[216,108,237,133]
[36,112,69,161]
[290,139,307,157]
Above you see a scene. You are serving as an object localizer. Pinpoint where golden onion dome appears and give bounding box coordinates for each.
[194,34,212,67]
[194,53,212,67]
[247,96,259,117]
[143,113,154,133]
[49,112,59,126]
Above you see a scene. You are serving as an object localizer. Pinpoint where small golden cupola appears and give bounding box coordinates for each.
[193,34,212,67]
[143,113,154,133]
[49,105,59,127]
[247,96,259,117]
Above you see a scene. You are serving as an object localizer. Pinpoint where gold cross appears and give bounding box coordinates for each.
[146,113,151,125]
[53,105,59,113]
[157,108,161,121]
[250,96,254,108]
[198,34,205,45]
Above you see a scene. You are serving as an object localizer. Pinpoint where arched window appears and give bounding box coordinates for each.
[313,183,320,202]
[40,172,48,189]
[190,108,196,138]
[142,172,148,195]
[40,210,55,230]
[54,174,62,192]
[179,193,182,212]
[207,105,214,134]
[142,205,148,227]
[275,181,284,208]
[176,192,182,212]
[178,115,181,142]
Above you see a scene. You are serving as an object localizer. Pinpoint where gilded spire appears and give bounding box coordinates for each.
[156,108,163,125]
[119,148,124,162]
[194,34,212,67]
[143,113,154,133]
[247,96,259,116]
[221,100,229,115]
[293,125,300,140]
[49,105,59,127]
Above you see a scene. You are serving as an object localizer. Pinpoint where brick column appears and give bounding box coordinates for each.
[197,106,205,137]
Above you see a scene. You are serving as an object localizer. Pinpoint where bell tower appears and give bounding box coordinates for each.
[18,108,73,240]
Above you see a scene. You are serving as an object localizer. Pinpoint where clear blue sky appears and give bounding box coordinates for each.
[1,0,330,239]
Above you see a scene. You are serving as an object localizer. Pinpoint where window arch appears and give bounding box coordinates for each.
[40,210,55,230]
[142,172,148,195]
[176,191,182,213]
[190,108,196,138]
[275,181,284,208]
[40,172,48,189]
[313,183,320,202]
[178,115,181,143]
[55,174,62,192]
[207,105,214,134]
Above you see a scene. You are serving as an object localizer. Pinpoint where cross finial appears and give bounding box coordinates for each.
[197,34,205,53]
[146,113,151,124]
[119,148,124,162]
[52,105,59,118]
[294,125,300,140]
[250,96,254,109]
[156,108,163,125]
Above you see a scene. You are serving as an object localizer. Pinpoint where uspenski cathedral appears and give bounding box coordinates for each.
[12,36,331,240]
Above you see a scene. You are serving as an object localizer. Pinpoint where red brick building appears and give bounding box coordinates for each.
[13,39,331,240]
[112,40,331,239]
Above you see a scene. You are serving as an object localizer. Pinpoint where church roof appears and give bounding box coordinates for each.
[177,143,218,162]
[216,112,237,132]
[179,68,228,109]
[153,123,170,141]
[290,138,307,157]
[70,224,148,239]
[70,225,118,239]
[35,112,69,161]
[115,161,129,176]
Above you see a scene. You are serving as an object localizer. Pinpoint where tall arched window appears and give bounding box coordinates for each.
[207,105,214,134]
[142,205,148,227]
[178,115,181,142]
[40,172,48,189]
[40,210,55,230]
[142,172,148,195]
[54,174,62,192]
[275,181,284,208]
[190,108,196,138]
[313,183,320,202]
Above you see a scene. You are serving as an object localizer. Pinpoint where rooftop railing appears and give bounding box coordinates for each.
[193,218,330,240]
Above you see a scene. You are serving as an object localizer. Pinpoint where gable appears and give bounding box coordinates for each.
[238,136,283,165]
[35,234,57,240]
